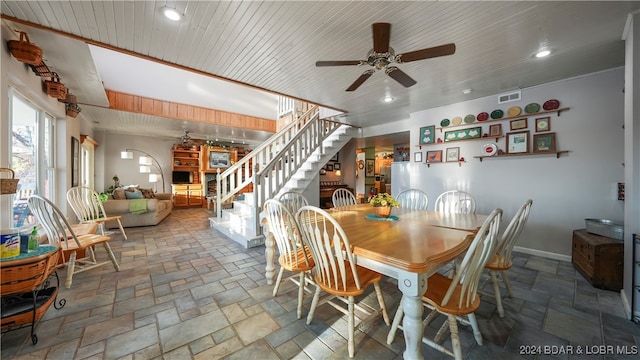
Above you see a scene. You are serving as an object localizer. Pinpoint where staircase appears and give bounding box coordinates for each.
[209,106,358,248]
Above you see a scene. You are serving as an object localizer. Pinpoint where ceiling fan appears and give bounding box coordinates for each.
[316,23,456,91]
[181,130,192,145]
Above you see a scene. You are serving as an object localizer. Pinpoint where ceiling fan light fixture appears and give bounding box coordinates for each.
[162,7,183,21]
[536,50,551,58]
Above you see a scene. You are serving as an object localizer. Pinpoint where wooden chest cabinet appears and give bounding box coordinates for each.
[572,229,623,291]
[172,184,203,208]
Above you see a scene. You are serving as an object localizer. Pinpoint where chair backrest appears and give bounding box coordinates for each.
[296,205,361,291]
[396,189,429,210]
[262,199,312,268]
[442,208,502,308]
[332,188,357,208]
[496,199,533,265]
[28,195,83,252]
[66,186,107,222]
[278,191,309,214]
[434,190,477,214]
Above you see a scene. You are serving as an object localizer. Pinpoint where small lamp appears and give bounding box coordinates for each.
[149,174,159,192]
[120,151,133,160]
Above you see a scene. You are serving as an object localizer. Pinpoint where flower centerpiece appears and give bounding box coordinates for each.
[368,192,400,218]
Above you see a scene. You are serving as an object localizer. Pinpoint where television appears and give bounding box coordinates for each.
[172,171,192,184]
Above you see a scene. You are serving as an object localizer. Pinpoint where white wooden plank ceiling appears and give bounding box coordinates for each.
[1,1,638,148]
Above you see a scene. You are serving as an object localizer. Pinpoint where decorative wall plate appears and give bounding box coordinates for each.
[524,103,540,113]
[543,99,560,110]
[490,109,504,119]
[482,143,498,156]
[451,116,462,126]
[464,114,475,124]
[477,112,489,121]
[507,106,522,117]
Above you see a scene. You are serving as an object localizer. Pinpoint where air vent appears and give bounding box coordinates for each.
[498,90,521,104]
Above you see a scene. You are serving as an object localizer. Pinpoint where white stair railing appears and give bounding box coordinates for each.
[216,105,319,218]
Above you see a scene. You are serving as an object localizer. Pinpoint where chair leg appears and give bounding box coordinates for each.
[296,271,305,319]
[306,285,321,325]
[103,243,120,271]
[272,267,285,297]
[490,271,504,317]
[386,296,405,344]
[434,316,450,344]
[448,315,463,360]
[501,271,513,297]
[373,282,390,325]
[348,296,355,358]
[65,252,77,288]
[116,219,128,240]
[467,313,483,345]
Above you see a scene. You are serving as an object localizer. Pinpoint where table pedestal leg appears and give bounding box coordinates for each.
[264,231,275,285]
[402,294,424,360]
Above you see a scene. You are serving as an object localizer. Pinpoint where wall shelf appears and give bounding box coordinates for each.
[417,136,502,148]
[426,160,466,168]
[436,107,570,132]
[474,150,569,162]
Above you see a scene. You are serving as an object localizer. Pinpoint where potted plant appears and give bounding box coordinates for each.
[368,192,400,218]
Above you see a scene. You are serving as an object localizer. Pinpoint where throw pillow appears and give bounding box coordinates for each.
[112,188,126,200]
[124,189,143,199]
[140,188,155,199]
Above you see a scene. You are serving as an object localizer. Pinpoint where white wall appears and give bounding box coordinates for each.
[95,131,175,194]
[389,68,625,258]
[623,11,640,320]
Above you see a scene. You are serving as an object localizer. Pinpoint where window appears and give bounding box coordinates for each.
[10,88,55,227]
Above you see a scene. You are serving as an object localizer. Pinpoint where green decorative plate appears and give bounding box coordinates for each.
[464,114,475,124]
[525,103,540,113]
[440,118,450,127]
[490,109,504,119]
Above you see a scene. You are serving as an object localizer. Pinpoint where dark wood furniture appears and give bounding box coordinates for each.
[572,229,623,291]
[319,182,353,209]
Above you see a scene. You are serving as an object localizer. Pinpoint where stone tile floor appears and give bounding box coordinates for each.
[2,208,639,359]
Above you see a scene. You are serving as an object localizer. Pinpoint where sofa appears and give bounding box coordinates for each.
[102,193,173,228]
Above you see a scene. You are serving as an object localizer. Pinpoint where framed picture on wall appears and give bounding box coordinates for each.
[365,159,375,177]
[414,152,423,162]
[535,116,551,132]
[334,162,341,170]
[489,124,502,137]
[510,118,528,130]
[419,125,436,145]
[445,147,460,162]
[331,153,339,162]
[506,130,530,154]
[533,132,556,153]
[71,136,79,187]
[426,150,443,163]
[326,164,334,171]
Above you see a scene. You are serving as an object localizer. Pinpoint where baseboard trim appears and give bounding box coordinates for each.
[513,246,572,262]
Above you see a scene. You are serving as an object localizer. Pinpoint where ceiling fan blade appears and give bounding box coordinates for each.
[316,60,363,67]
[397,43,456,63]
[346,70,375,92]
[372,22,391,53]
[386,66,417,88]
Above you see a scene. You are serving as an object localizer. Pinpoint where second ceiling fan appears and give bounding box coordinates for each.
[316,23,456,91]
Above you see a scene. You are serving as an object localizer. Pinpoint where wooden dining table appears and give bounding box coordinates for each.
[263,203,488,360]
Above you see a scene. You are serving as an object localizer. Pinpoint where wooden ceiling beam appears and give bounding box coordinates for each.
[105,89,276,133]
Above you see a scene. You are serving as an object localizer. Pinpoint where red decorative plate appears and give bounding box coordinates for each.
[477,112,489,121]
[543,99,560,110]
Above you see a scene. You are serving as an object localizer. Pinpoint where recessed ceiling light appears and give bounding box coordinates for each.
[462,88,472,95]
[162,7,183,21]
[383,96,394,103]
[536,50,551,58]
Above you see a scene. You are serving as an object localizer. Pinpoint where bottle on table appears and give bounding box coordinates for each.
[27,226,39,252]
